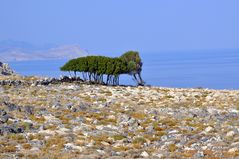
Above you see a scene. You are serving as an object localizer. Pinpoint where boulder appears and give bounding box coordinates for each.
[0,61,15,75]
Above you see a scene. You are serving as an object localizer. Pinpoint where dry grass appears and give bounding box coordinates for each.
[29,115,45,124]
[0,145,17,153]
[168,144,177,152]
[113,146,131,152]
[131,112,147,120]
[22,143,32,149]
[28,133,45,140]
[132,137,146,145]
[112,135,127,141]
[43,135,66,152]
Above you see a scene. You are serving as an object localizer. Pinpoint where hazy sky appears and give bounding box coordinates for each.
[1,0,239,54]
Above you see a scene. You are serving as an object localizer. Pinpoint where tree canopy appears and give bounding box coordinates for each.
[60,51,144,85]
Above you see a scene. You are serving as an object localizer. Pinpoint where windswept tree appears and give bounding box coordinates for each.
[120,51,145,85]
[60,51,145,86]
[60,59,78,77]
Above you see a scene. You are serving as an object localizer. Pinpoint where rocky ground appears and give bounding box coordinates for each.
[0,76,239,159]
[0,62,15,76]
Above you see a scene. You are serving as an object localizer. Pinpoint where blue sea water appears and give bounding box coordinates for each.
[8,51,239,89]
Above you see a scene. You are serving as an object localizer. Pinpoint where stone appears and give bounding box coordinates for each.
[0,125,24,135]
[0,109,7,116]
[153,153,163,159]
[5,103,21,112]
[0,109,9,124]
[228,147,239,153]
[168,130,179,134]
[0,114,9,123]
[0,62,15,75]
[30,147,40,152]
[97,149,106,154]
[108,115,116,120]
[204,126,214,133]
[226,131,236,137]
[56,127,70,135]
[24,106,34,115]
[161,135,168,141]
[141,151,149,157]
[64,143,84,151]
[193,151,204,158]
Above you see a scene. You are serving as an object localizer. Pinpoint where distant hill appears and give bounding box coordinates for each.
[0,40,88,62]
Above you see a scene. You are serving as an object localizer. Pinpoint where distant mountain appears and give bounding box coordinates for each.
[0,40,88,62]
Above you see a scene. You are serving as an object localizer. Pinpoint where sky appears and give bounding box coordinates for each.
[0,0,239,54]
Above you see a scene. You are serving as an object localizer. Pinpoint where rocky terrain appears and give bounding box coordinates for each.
[0,62,15,75]
[0,76,239,159]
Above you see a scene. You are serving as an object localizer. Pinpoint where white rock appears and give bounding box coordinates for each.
[153,153,163,159]
[97,149,106,154]
[194,151,204,158]
[226,131,235,137]
[205,96,212,101]
[202,146,208,150]
[108,115,116,120]
[56,127,70,135]
[164,141,175,146]
[43,114,58,121]
[205,126,214,133]
[231,142,239,147]
[141,151,149,157]
[106,125,118,130]
[168,130,179,134]
[96,125,104,130]
[230,109,239,113]
[30,147,40,151]
[38,129,55,135]
[22,119,34,123]
[86,140,95,147]
[228,147,239,153]
[73,126,82,132]
[184,147,194,151]
[207,108,217,114]
[101,141,110,146]
[65,85,79,90]
[64,143,84,151]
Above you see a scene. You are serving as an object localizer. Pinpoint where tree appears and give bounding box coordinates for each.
[120,51,144,85]
[60,59,78,77]
[60,51,145,86]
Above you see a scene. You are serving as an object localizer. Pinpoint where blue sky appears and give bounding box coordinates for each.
[0,0,239,54]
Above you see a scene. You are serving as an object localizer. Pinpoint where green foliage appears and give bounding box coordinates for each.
[127,61,137,73]
[60,50,144,85]
[60,59,78,72]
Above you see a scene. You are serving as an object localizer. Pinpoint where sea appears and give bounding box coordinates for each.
[8,51,239,90]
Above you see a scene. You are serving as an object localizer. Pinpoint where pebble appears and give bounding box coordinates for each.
[141,151,149,158]
[205,126,214,133]
[194,151,204,158]
[226,131,236,137]
[228,147,239,153]
[64,143,84,151]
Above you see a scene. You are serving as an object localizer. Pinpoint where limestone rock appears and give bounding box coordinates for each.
[0,61,15,75]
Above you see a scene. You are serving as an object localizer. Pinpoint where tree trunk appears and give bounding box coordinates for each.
[106,75,109,85]
[68,71,72,78]
[138,73,145,86]
[133,74,140,85]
